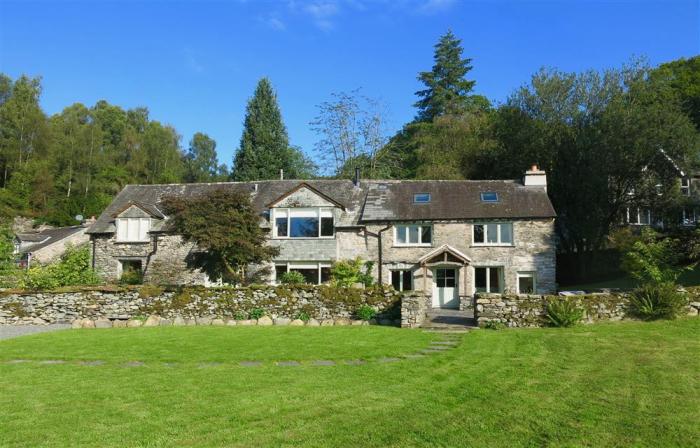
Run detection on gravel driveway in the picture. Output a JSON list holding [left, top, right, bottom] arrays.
[[0, 324, 71, 340]]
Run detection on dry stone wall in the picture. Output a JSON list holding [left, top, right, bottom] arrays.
[[0, 285, 402, 326], [475, 290, 700, 328]]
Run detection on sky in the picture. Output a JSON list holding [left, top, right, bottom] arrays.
[[1, 0, 698, 168]]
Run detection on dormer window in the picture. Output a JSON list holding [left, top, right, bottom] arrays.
[[413, 193, 431, 203], [681, 178, 690, 196], [116, 218, 151, 242], [273, 208, 334, 239], [480, 192, 498, 203]]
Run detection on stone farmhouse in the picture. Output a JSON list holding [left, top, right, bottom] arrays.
[[87, 166, 556, 310]]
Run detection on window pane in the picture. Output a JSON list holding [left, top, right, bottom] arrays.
[[421, 226, 432, 244], [489, 267, 501, 293], [276, 217, 288, 237], [402, 270, 413, 291], [396, 226, 406, 244], [486, 224, 498, 243], [481, 192, 498, 202], [117, 219, 128, 241], [445, 269, 456, 288], [290, 217, 319, 237], [391, 271, 401, 290], [473, 225, 484, 243], [475, 268, 487, 292], [127, 219, 139, 241], [408, 226, 419, 244], [320, 217, 334, 236], [436, 269, 446, 288], [290, 268, 318, 284], [320, 267, 332, 283], [139, 219, 150, 241], [640, 209, 650, 225], [518, 275, 534, 294], [500, 223, 512, 244], [275, 265, 287, 282]]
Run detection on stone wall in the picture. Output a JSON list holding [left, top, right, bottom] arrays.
[[400, 292, 429, 328], [0, 285, 402, 326], [475, 291, 700, 328]]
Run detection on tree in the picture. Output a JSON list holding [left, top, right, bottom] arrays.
[[490, 62, 699, 257], [414, 30, 477, 122], [161, 189, 279, 283], [311, 90, 394, 177], [232, 78, 305, 181], [650, 56, 700, 130], [185, 132, 219, 182]]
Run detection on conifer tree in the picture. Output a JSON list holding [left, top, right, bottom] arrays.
[[232, 78, 295, 181], [414, 30, 476, 121]]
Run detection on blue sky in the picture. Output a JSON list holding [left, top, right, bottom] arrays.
[[1, 0, 698, 168]]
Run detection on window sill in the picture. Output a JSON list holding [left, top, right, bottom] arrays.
[[393, 244, 433, 248], [114, 241, 151, 245], [272, 237, 336, 240], [471, 244, 514, 248]]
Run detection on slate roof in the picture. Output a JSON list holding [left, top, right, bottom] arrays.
[[16, 226, 86, 253], [87, 179, 555, 234]]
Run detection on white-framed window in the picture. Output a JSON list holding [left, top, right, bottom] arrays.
[[517, 271, 537, 294], [682, 208, 697, 226], [394, 224, 432, 246], [474, 266, 503, 293], [272, 208, 334, 239], [391, 270, 413, 291], [274, 262, 332, 285], [116, 218, 151, 242], [472, 223, 513, 246], [626, 207, 651, 225], [681, 178, 690, 197]]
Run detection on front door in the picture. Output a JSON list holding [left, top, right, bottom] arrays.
[[432, 268, 459, 308]]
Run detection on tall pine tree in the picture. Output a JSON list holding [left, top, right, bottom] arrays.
[[414, 30, 476, 122], [232, 78, 295, 181]]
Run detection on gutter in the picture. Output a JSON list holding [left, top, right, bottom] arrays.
[[364, 223, 392, 284]]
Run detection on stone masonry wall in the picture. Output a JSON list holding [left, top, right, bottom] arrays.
[[475, 291, 700, 328], [400, 292, 429, 328], [0, 285, 402, 326]]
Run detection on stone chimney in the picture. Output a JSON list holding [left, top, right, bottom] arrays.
[[353, 167, 361, 188], [524, 164, 547, 191]]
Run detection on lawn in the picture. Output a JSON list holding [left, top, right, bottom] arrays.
[[1, 320, 698, 447]]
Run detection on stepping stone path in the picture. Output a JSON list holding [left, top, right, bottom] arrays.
[[2, 331, 464, 369], [277, 361, 301, 367], [312, 360, 335, 366]]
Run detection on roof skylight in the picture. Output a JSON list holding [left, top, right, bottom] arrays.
[[413, 193, 431, 204], [480, 192, 499, 203]]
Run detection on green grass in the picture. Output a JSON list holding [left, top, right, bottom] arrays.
[[0, 326, 437, 363], [1, 320, 699, 447]]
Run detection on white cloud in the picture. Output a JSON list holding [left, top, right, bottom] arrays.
[[290, 0, 341, 31], [417, 0, 457, 14], [263, 15, 287, 31]]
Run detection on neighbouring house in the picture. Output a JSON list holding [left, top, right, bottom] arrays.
[[15, 224, 91, 268], [623, 149, 700, 229], [87, 166, 556, 309]]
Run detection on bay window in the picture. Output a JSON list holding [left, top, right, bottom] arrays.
[[116, 218, 150, 242], [273, 208, 334, 238], [473, 223, 513, 245], [395, 224, 432, 246]]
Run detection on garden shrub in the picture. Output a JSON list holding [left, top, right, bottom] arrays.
[[119, 266, 143, 285], [233, 311, 247, 320], [248, 308, 265, 320], [280, 271, 306, 285], [19, 245, 101, 290], [331, 258, 374, 287], [545, 298, 583, 327], [355, 304, 376, 321], [484, 320, 506, 330], [296, 311, 310, 322], [139, 284, 165, 299], [629, 283, 687, 320]]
